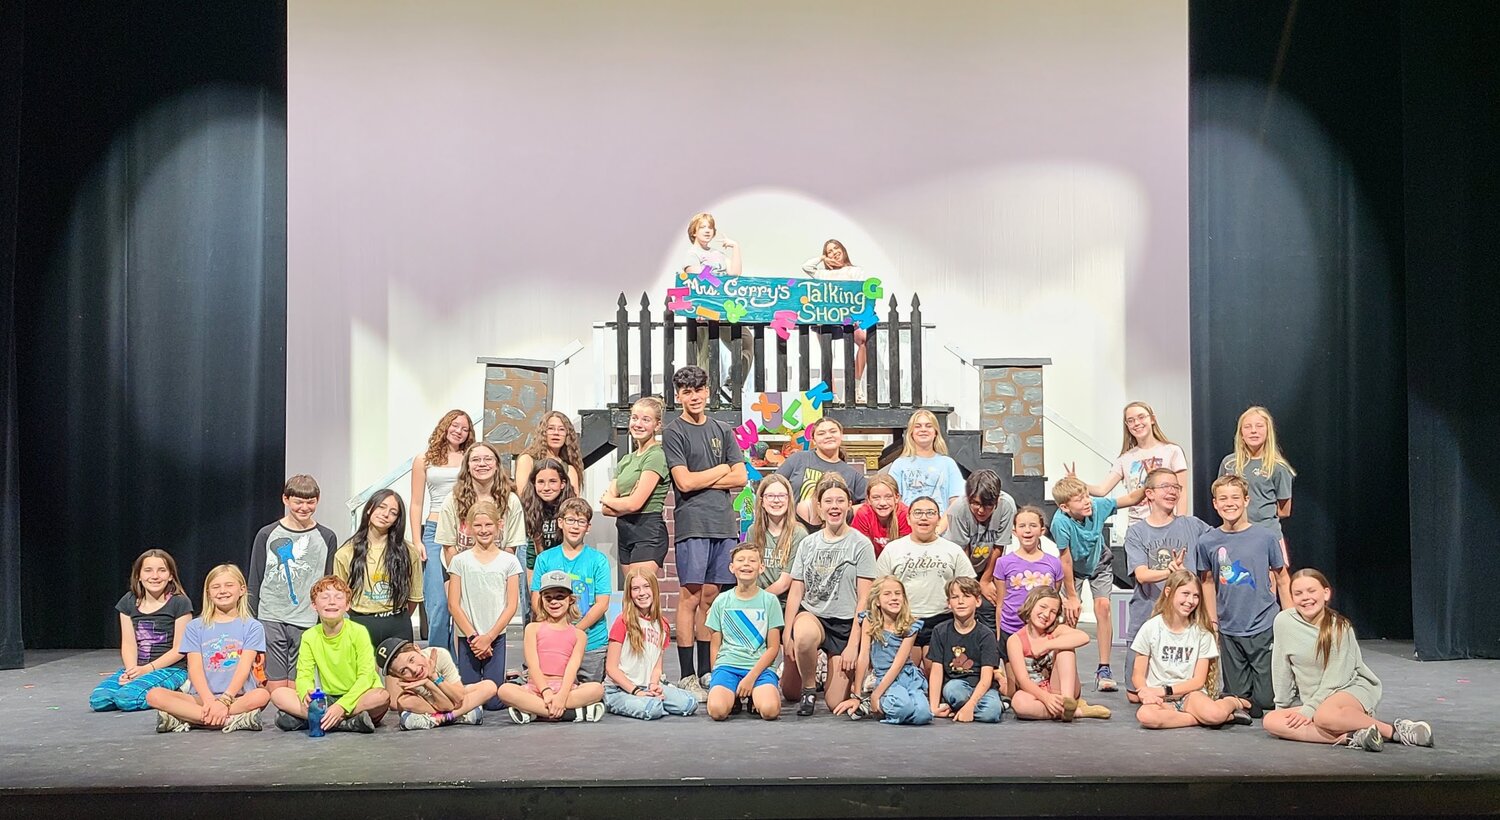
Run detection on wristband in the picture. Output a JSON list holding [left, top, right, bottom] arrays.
[[632, 684, 646, 695], [434, 675, 445, 685], [217, 694, 236, 706]]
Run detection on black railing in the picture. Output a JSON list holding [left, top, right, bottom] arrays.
[[608, 292, 927, 411]]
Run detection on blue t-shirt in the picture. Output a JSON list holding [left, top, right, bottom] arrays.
[[178, 616, 266, 696], [888, 454, 965, 507], [706, 587, 785, 670], [1194, 526, 1285, 637], [531, 545, 613, 651], [1051, 496, 1117, 576]]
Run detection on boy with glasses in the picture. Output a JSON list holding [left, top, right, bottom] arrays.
[[530, 498, 614, 683], [1122, 468, 1211, 695]]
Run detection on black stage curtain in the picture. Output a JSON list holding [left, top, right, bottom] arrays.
[[12, 2, 287, 649], [1189, 1, 1411, 638], [0, 0, 24, 668], [1400, 3, 1500, 660]]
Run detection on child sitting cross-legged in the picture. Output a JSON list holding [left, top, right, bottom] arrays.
[[833, 576, 932, 725], [705, 543, 783, 721], [268, 575, 389, 733], [604, 569, 699, 720], [376, 638, 494, 730], [1132, 570, 1254, 729], [497, 570, 606, 723]]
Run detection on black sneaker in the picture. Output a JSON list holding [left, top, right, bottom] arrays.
[[335, 712, 375, 734], [797, 691, 817, 716], [274, 712, 308, 732]]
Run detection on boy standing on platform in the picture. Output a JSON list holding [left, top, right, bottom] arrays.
[[664, 365, 748, 699], [1122, 468, 1211, 693], [1051, 474, 1145, 693], [943, 469, 1017, 631], [1196, 475, 1290, 717], [530, 498, 613, 684], [248, 475, 338, 691]]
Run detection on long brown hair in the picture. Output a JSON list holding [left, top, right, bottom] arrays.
[[745, 474, 798, 569], [130, 549, 186, 601], [454, 442, 516, 523], [524, 411, 585, 489], [1119, 401, 1174, 455], [522, 457, 577, 548], [621, 569, 669, 657], [1149, 570, 1217, 636], [864, 473, 905, 542], [424, 409, 476, 467], [1291, 568, 1351, 668]]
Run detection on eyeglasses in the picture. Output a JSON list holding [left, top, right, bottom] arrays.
[[1148, 484, 1182, 492], [560, 517, 590, 526], [910, 509, 940, 518], [469, 457, 497, 465], [761, 493, 790, 501]]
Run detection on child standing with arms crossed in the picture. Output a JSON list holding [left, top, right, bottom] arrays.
[[269, 576, 388, 733], [498, 570, 606, 723], [1219, 406, 1296, 603], [529, 498, 612, 683], [705, 544, 783, 721], [600, 396, 671, 576], [927, 578, 1004, 723], [605, 569, 699, 719], [248, 475, 338, 692], [90, 549, 192, 712], [663, 365, 748, 697], [834, 577, 932, 725], [1050, 475, 1145, 693], [148, 564, 268, 732], [1131, 571, 1252, 729], [1197, 475, 1290, 717], [447, 499, 522, 710]]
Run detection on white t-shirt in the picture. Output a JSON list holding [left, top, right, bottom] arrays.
[[1129, 614, 1219, 688], [875, 535, 975, 618], [1108, 442, 1188, 521], [608, 614, 669, 687], [447, 548, 522, 636]]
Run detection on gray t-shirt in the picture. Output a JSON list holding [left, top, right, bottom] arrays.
[[248, 521, 337, 627], [777, 450, 868, 526], [943, 492, 1017, 574], [790, 528, 877, 620], [663, 415, 745, 541], [1123, 515, 1211, 643], [1195, 525, 1285, 637], [1218, 455, 1294, 538]]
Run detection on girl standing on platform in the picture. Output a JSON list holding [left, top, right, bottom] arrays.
[[802, 239, 870, 395], [1130, 570, 1252, 729], [410, 409, 475, 653], [515, 411, 585, 494], [1006, 586, 1111, 721], [1076, 402, 1189, 525], [834, 576, 932, 725], [522, 457, 578, 610], [1219, 406, 1296, 601], [447, 499, 522, 710], [604, 569, 698, 719], [335, 490, 423, 651], [887, 410, 965, 532], [1262, 569, 1433, 751], [496, 570, 606, 723], [777, 417, 868, 529], [746, 474, 807, 602], [148, 564, 269, 732], [436, 442, 527, 592], [90, 549, 192, 712], [600, 397, 670, 576], [849, 473, 910, 558]]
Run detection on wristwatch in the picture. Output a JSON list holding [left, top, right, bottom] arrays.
[[1164, 684, 1175, 697]]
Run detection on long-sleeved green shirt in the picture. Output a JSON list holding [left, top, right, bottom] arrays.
[[1271, 608, 1382, 718], [295, 618, 381, 713]]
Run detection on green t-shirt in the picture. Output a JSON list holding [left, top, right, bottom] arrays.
[[615, 445, 669, 515], [706, 587, 784, 670]]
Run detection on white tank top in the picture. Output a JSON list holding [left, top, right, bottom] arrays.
[[423, 464, 461, 517]]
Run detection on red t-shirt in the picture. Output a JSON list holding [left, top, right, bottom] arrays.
[[849, 504, 911, 557]]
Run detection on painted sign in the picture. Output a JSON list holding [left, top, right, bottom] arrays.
[[730, 381, 836, 536], [667, 270, 883, 339]]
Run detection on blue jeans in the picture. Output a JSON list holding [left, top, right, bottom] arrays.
[[421, 520, 450, 652], [516, 541, 532, 623], [89, 666, 189, 712], [877, 668, 933, 725], [604, 683, 699, 720], [941, 678, 1004, 723]]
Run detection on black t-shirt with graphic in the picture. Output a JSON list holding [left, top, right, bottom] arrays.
[[927, 617, 1000, 683], [115, 592, 191, 667]]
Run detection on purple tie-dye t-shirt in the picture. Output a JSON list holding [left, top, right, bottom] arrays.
[[115, 592, 192, 667]]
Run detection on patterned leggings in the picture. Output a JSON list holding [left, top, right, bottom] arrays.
[[89, 666, 189, 712]]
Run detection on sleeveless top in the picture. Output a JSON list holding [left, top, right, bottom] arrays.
[[534, 623, 580, 683], [423, 464, 461, 517], [1019, 629, 1056, 685]]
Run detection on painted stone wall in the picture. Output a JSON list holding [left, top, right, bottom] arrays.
[[483, 365, 551, 458], [979, 366, 1044, 476]]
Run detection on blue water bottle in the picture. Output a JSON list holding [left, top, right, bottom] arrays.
[[307, 688, 327, 737]]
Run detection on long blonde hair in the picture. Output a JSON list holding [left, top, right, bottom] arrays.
[[199, 564, 252, 626], [1230, 406, 1297, 479], [621, 569, 669, 657], [1149, 570, 1217, 636], [1119, 401, 1174, 454], [863, 474, 906, 542], [1292, 568, 1352, 669], [899, 409, 949, 457], [745, 474, 798, 569], [864, 576, 916, 645], [424, 409, 476, 467]]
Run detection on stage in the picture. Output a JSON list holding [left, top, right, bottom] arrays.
[[3, 632, 1495, 818]]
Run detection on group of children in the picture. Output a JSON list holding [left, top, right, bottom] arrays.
[[88, 374, 1433, 751]]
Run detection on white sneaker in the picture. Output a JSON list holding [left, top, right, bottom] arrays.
[[400, 711, 441, 731], [1393, 718, 1433, 747], [455, 708, 483, 726], [679, 674, 708, 703], [221, 708, 263, 733], [155, 710, 189, 733], [508, 707, 533, 725], [575, 702, 605, 723]]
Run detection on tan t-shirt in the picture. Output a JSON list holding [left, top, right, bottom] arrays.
[[333, 536, 425, 615]]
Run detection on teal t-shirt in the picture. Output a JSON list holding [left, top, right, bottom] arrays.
[[530, 546, 613, 651], [1050, 496, 1117, 576], [615, 445, 669, 515], [706, 587, 784, 670]]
